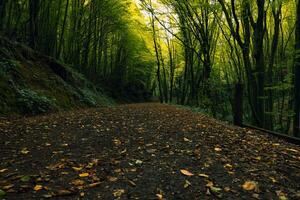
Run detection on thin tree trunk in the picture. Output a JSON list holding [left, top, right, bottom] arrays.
[[294, 0, 300, 137]]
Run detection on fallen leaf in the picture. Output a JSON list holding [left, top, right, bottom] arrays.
[[88, 182, 101, 188], [55, 189, 74, 196], [184, 180, 191, 188], [224, 164, 233, 169], [242, 181, 257, 191], [269, 177, 277, 183], [113, 189, 125, 197], [156, 193, 163, 200], [79, 173, 89, 177], [183, 137, 191, 142], [71, 179, 85, 186], [206, 181, 214, 187], [72, 167, 83, 171], [224, 187, 230, 192], [198, 173, 209, 178], [0, 169, 8, 173], [21, 148, 30, 155], [180, 169, 194, 176], [128, 180, 136, 186], [286, 148, 298, 153], [113, 139, 122, 146], [34, 185, 43, 191], [2, 184, 14, 190], [214, 147, 222, 152], [108, 176, 118, 182], [42, 194, 53, 198], [135, 160, 143, 165]]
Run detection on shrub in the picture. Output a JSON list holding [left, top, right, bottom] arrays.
[[16, 89, 57, 115]]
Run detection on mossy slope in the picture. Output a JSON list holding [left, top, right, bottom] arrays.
[[0, 36, 114, 116]]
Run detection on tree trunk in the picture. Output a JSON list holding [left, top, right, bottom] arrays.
[[294, 0, 300, 137], [233, 82, 244, 126], [29, 0, 40, 48], [252, 0, 266, 127], [0, 0, 7, 31]]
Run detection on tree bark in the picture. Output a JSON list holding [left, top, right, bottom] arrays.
[[29, 0, 40, 48], [294, 0, 300, 137]]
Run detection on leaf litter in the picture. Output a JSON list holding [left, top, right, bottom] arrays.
[[0, 103, 299, 199]]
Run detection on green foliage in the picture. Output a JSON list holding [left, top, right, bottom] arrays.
[[16, 89, 57, 115]]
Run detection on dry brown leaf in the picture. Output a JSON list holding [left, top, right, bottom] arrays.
[[88, 182, 101, 188], [242, 181, 257, 191], [108, 176, 118, 182], [206, 181, 214, 187], [180, 169, 194, 176], [71, 179, 85, 186], [2, 184, 14, 190]]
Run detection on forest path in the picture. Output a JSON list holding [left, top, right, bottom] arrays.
[[0, 103, 300, 199]]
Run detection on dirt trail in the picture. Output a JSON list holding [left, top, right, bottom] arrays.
[[0, 103, 300, 199]]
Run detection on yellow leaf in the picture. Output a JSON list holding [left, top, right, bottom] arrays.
[[79, 173, 89, 177], [254, 156, 261, 161], [214, 147, 222, 152], [72, 167, 83, 171], [198, 173, 209, 178], [156, 193, 163, 200], [224, 164, 233, 169], [34, 185, 43, 191], [242, 181, 257, 191], [184, 180, 191, 188], [21, 148, 30, 155], [113, 139, 122, 146], [180, 169, 194, 176], [113, 189, 125, 197]]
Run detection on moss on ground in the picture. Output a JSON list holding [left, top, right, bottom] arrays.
[[0, 36, 114, 116]]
